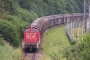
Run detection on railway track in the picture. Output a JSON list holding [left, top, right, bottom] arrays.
[[31, 53, 36, 60], [22, 53, 36, 60], [18, 48, 42, 60], [22, 49, 36, 60]]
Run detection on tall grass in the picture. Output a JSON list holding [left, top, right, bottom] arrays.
[[0, 40, 22, 60], [41, 25, 70, 60]]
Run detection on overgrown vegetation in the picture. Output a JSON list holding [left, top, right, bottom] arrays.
[[41, 26, 70, 60], [63, 34, 90, 60], [0, 37, 22, 60], [41, 25, 90, 60]]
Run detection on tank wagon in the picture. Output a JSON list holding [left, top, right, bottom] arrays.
[[22, 13, 89, 51]]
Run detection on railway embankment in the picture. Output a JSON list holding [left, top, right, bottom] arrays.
[[41, 25, 70, 60], [0, 39, 22, 60]]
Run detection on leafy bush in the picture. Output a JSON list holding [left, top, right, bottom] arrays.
[[63, 34, 90, 60], [15, 8, 38, 23], [0, 19, 20, 47], [0, 42, 22, 60], [1, 0, 17, 14], [17, 0, 84, 16], [0, 37, 5, 46], [8, 15, 29, 38]]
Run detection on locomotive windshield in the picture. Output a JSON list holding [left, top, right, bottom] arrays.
[[25, 28, 30, 32], [25, 27, 38, 33], [33, 28, 38, 32]]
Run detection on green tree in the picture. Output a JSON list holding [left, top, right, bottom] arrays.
[[1, 0, 17, 14], [15, 7, 38, 22], [0, 0, 8, 19], [0, 19, 20, 47]]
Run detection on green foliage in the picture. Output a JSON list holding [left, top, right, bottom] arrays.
[[18, 0, 84, 16], [15, 8, 38, 22], [42, 26, 70, 60], [0, 34, 5, 46], [0, 0, 8, 19], [0, 19, 20, 47], [18, 0, 31, 10], [65, 0, 81, 13], [63, 34, 90, 60], [74, 0, 84, 13], [0, 0, 85, 17], [0, 42, 22, 60], [7, 15, 29, 45], [1, 0, 17, 14]]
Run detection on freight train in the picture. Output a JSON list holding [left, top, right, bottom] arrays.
[[22, 13, 88, 51]]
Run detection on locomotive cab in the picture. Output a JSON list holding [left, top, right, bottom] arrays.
[[22, 26, 40, 50]]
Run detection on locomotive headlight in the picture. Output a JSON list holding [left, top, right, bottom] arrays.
[[22, 41, 24, 44]]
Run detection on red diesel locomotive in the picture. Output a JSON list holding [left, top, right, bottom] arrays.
[[22, 26, 40, 50]]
